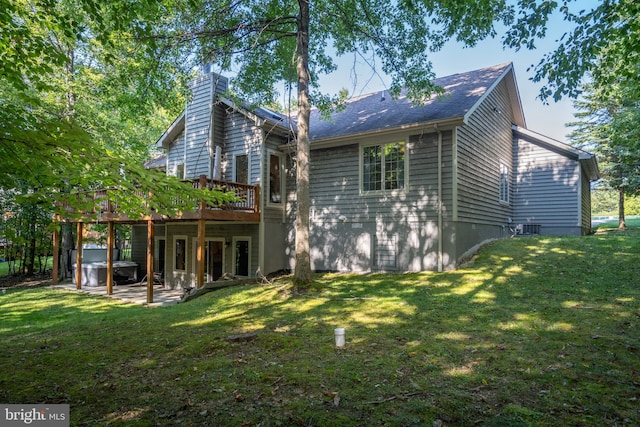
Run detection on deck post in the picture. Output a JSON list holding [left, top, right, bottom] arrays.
[[52, 217, 59, 285], [197, 175, 206, 289], [106, 221, 114, 295], [255, 184, 260, 215], [147, 219, 154, 304], [197, 218, 205, 289], [75, 222, 83, 289]]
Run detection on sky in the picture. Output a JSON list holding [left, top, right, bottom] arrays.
[[315, 3, 598, 144]]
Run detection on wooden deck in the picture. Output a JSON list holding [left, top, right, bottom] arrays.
[[59, 176, 260, 223], [53, 175, 260, 302]]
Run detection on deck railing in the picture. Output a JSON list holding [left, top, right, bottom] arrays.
[[61, 176, 260, 220], [191, 177, 259, 213]]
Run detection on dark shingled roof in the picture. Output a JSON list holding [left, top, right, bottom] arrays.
[[309, 62, 513, 141]]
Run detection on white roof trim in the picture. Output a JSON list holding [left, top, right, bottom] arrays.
[[463, 63, 526, 128], [155, 112, 185, 149], [513, 125, 600, 180]]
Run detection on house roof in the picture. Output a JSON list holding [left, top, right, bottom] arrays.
[[143, 153, 167, 170], [218, 98, 294, 138], [156, 112, 185, 149], [308, 62, 525, 143], [513, 125, 600, 181]]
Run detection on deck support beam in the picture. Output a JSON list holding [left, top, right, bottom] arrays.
[[75, 222, 83, 289], [106, 221, 114, 295], [197, 218, 205, 289], [197, 175, 206, 289]]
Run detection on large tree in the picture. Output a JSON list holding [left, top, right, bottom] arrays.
[[4, 0, 636, 282], [504, 0, 640, 103], [568, 80, 640, 229]]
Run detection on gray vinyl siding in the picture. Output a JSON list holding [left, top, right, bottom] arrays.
[[160, 223, 260, 289], [580, 170, 592, 234], [222, 111, 262, 184], [307, 143, 368, 272], [303, 131, 453, 272], [166, 129, 186, 177], [183, 74, 228, 179], [262, 134, 288, 224], [261, 134, 290, 275], [456, 79, 514, 226], [130, 224, 167, 279], [131, 225, 148, 278], [513, 137, 582, 235]]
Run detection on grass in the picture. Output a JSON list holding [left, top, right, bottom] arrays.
[[595, 217, 640, 229], [1, 226, 639, 426]]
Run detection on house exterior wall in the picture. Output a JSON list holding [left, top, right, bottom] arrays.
[[143, 66, 596, 283], [222, 110, 262, 183], [167, 129, 186, 177], [165, 73, 228, 179], [453, 78, 515, 262], [137, 72, 296, 287], [513, 136, 584, 235], [297, 130, 454, 273], [580, 169, 592, 234], [133, 223, 260, 289], [261, 134, 290, 275]]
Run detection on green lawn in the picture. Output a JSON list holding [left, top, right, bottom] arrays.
[[1, 227, 638, 426]]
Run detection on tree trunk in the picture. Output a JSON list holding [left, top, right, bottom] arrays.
[[60, 45, 77, 279], [61, 223, 74, 278], [293, 0, 312, 285], [618, 185, 626, 230]]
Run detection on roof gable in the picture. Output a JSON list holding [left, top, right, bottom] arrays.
[[513, 125, 600, 181], [309, 62, 525, 142], [156, 112, 185, 149]]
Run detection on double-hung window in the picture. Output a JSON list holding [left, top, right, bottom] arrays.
[[362, 141, 406, 192]]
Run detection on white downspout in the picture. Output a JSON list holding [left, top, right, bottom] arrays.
[[183, 99, 188, 178], [208, 73, 215, 179], [258, 129, 266, 276], [437, 127, 443, 272]]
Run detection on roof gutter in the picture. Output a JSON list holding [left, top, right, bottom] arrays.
[[278, 116, 465, 152]]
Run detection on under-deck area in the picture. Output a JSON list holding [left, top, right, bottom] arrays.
[[53, 176, 261, 303]]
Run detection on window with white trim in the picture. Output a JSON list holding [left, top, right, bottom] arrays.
[[235, 154, 248, 184], [499, 162, 510, 204], [268, 153, 283, 204], [174, 163, 185, 179], [362, 141, 406, 192]]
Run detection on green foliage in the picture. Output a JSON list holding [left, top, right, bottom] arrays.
[[0, 0, 227, 218], [0, 188, 53, 275], [1, 228, 639, 425], [568, 81, 640, 214], [592, 189, 640, 216], [504, 0, 640, 103]]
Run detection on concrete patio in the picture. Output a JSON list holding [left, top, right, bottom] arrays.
[[51, 281, 184, 307]]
